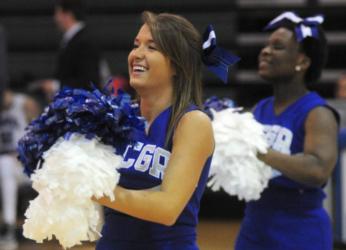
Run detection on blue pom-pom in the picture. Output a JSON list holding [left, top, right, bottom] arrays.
[[203, 96, 235, 119], [17, 87, 145, 176]]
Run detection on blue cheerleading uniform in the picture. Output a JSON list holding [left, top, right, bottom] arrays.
[[96, 105, 212, 250], [235, 92, 335, 250]]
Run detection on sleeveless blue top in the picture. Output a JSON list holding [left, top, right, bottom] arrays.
[[253, 91, 329, 190], [98, 105, 212, 248], [235, 92, 334, 250], [235, 92, 332, 250]]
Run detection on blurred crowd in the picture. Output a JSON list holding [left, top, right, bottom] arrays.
[[0, 0, 134, 249]]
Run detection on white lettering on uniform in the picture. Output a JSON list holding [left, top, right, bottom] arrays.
[[263, 125, 293, 154], [120, 142, 144, 169], [263, 125, 293, 178], [120, 142, 171, 180], [149, 147, 171, 179], [134, 144, 156, 172], [272, 127, 292, 154]]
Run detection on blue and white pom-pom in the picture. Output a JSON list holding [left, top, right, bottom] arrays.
[[17, 87, 144, 249], [204, 97, 272, 202]]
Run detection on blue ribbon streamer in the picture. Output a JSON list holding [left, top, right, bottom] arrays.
[[202, 24, 240, 83]]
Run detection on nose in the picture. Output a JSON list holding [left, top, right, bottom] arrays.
[[132, 45, 145, 60], [260, 45, 271, 57]]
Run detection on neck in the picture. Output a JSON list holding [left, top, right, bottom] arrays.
[[139, 88, 172, 125], [3, 90, 13, 109], [272, 76, 308, 103], [63, 20, 78, 33], [269, 76, 308, 114]]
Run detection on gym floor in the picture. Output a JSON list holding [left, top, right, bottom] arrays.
[[16, 220, 240, 250]]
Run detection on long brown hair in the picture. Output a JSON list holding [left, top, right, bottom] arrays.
[[142, 11, 203, 146]]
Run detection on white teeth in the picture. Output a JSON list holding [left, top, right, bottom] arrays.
[[133, 65, 146, 72]]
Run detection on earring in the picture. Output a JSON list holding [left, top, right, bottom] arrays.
[[295, 65, 301, 72]]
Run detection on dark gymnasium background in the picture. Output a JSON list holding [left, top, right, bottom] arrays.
[[0, 0, 345, 249]]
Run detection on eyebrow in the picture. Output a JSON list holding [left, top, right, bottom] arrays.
[[270, 37, 285, 43], [134, 38, 155, 44]]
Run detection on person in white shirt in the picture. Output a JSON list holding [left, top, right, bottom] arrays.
[[0, 89, 39, 250]]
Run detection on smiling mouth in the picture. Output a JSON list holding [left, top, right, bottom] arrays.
[[131, 62, 150, 74], [133, 65, 147, 72], [259, 59, 272, 67]]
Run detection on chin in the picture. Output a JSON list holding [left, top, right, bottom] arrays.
[[129, 77, 140, 86], [129, 79, 145, 93], [258, 70, 266, 78], [258, 73, 272, 82], [258, 69, 272, 81]]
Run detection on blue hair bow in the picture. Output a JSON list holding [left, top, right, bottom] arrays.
[[202, 24, 240, 83], [264, 11, 324, 42]]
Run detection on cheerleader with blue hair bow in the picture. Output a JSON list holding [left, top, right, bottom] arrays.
[[18, 10, 240, 249], [234, 12, 339, 250], [93, 11, 239, 250]]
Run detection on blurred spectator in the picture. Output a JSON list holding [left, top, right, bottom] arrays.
[[0, 88, 40, 249], [0, 25, 8, 110], [329, 73, 346, 128], [40, 0, 101, 102], [332, 74, 346, 247], [336, 73, 346, 99]]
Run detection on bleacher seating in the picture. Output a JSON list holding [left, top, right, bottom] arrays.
[[0, 0, 345, 107], [0, 0, 237, 95]]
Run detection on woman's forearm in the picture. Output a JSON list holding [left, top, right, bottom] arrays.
[[259, 149, 333, 187], [95, 186, 182, 226]]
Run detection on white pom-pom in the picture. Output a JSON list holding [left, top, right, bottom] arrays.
[[208, 108, 272, 201], [23, 133, 121, 249]]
